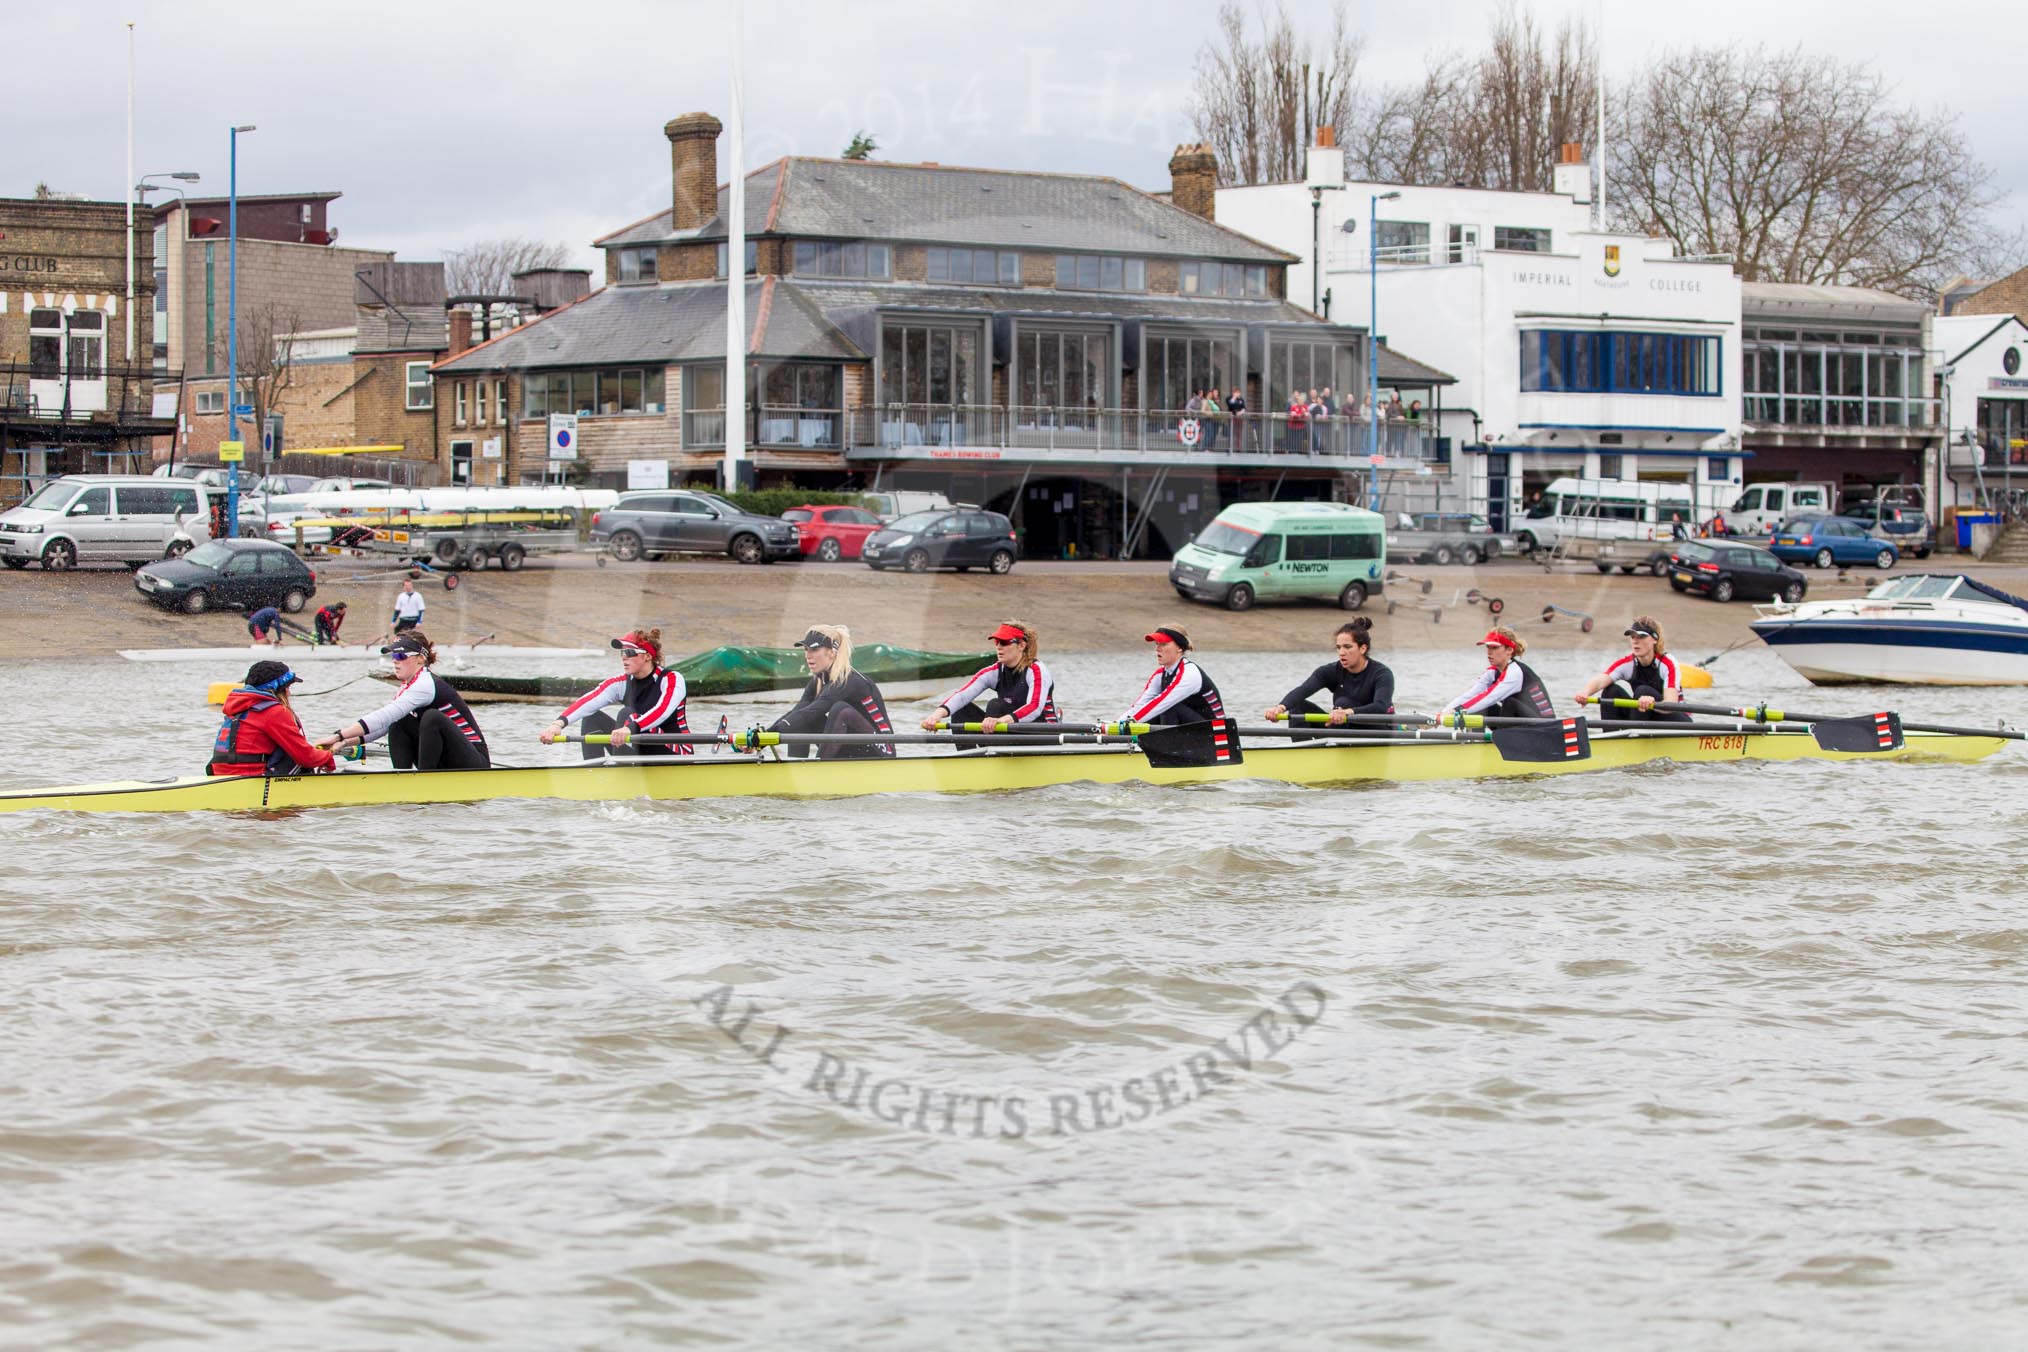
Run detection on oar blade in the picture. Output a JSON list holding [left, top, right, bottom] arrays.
[[1811, 712, 1904, 754], [1139, 718, 1243, 769], [1490, 717, 1591, 763]]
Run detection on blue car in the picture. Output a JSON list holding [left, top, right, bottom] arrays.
[[1769, 516, 1898, 570]]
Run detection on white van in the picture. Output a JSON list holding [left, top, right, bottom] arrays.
[[1515, 477, 1697, 553], [863, 490, 953, 522], [1725, 482, 1834, 537], [0, 475, 212, 571]]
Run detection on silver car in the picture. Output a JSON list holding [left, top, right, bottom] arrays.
[[590, 490, 799, 564]]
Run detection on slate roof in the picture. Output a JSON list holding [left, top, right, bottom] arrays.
[[432, 280, 865, 374], [596, 157, 1294, 263], [432, 279, 1444, 379]]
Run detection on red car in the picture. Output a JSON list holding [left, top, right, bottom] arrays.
[[784, 504, 884, 561]]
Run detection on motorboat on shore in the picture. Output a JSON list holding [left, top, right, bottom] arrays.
[[1750, 573, 2028, 685]]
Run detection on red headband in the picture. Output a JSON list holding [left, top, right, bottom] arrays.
[[1475, 630, 1516, 651], [616, 631, 660, 660]]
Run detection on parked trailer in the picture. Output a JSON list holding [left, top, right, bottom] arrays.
[[309, 507, 591, 572]]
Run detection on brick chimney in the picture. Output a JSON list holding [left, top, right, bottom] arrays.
[[447, 308, 473, 356], [1168, 143, 1218, 221], [665, 112, 724, 232], [1551, 141, 1592, 204]]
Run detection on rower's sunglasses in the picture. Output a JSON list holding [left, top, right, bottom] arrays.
[[619, 645, 649, 658], [991, 637, 1023, 646]]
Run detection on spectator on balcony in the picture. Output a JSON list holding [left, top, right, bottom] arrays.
[[1308, 389, 1330, 454], [1319, 387, 1338, 453], [1226, 388, 1248, 450], [1285, 392, 1309, 453], [1199, 389, 1224, 452], [1407, 399, 1424, 424]]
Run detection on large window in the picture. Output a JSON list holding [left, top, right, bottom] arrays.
[[684, 364, 726, 447], [1054, 255, 1146, 292], [1270, 337, 1355, 411], [617, 247, 658, 283], [1494, 226, 1550, 253], [1373, 221, 1430, 264], [405, 361, 434, 410], [1179, 261, 1268, 297], [29, 308, 107, 382], [928, 248, 1020, 286], [792, 240, 891, 279], [1743, 329, 1926, 427], [882, 322, 983, 408], [523, 368, 666, 418], [757, 364, 842, 446], [1015, 328, 1111, 427], [1519, 331, 1721, 396], [1146, 334, 1237, 412], [714, 240, 759, 278]]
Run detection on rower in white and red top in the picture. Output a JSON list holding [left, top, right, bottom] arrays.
[[1441, 626, 1556, 720], [1574, 616, 1689, 723], [1120, 624, 1226, 727], [769, 624, 895, 759], [922, 620, 1058, 735], [540, 628, 691, 758], [319, 630, 491, 770]]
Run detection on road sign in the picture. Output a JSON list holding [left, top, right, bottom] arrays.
[[218, 440, 245, 463], [232, 403, 254, 418], [548, 412, 578, 461]]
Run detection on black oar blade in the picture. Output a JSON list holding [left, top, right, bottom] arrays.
[[1139, 718, 1244, 769], [1811, 712, 1904, 754], [1490, 717, 1591, 763]]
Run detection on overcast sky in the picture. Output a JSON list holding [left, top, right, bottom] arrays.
[[11, 0, 2024, 277]]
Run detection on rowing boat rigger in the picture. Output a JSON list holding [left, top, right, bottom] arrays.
[[0, 716, 2006, 815]]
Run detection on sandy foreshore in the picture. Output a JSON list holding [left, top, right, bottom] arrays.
[[11, 553, 2021, 664]]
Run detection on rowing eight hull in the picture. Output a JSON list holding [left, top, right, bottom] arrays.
[[0, 732, 2002, 815]]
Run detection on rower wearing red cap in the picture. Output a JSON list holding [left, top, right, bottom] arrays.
[[1120, 624, 1226, 727], [540, 628, 690, 757], [1441, 626, 1555, 720], [922, 619, 1058, 733], [770, 624, 895, 759]]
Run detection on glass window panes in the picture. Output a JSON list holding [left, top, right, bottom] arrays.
[[1494, 226, 1550, 253], [1374, 221, 1430, 263], [1055, 255, 1147, 292], [792, 240, 890, 279], [1517, 331, 1721, 396]]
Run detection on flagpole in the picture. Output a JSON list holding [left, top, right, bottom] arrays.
[[723, 0, 746, 494], [1594, 0, 1605, 230], [124, 21, 136, 367]]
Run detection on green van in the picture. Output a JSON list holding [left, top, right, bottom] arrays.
[[1169, 501, 1387, 612]]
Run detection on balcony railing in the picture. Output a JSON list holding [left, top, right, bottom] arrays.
[[875, 403, 1437, 459], [1743, 395, 1940, 429], [682, 405, 854, 451], [1, 363, 177, 427]]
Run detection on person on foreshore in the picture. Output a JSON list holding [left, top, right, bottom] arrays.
[[1574, 618, 1689, 723], [391, 578, 426, 635], [247, 605, 284, 647], [541, 629, 690, 759], [314, 600, 347, 646], [320, 631, 489, 771], [1441, 627, 1555, 721], [1264, 617, 1395, 725], [925, 620, 1057, 734], [772, 624, 895, 759], [1120, 625, 1225, 727], [207, 661, 336, 777]]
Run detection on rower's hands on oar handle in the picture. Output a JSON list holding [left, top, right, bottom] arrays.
[[539, 718, 567, 745], [919, 710, 944, 731], [1265, 704, 1356, 726]]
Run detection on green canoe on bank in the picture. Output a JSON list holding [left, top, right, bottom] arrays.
[[372, 645, 991, 703]]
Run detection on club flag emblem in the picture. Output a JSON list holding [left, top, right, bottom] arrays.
[[1603, 245, 1621, 277]]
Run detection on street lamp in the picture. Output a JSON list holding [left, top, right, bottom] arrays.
[[135, 173, 199, 374], [1366, 190, 1401, 512], [1307, 183, 1345, 314], [226, 126, 255, 539]]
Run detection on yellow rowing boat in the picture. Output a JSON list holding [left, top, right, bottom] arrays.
[[0, 731, 2002, 815]]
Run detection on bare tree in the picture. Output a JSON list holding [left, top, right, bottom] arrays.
[[443, 237, 572, 298], [1351, 3, 1596, 190], [1611, 45, 1998, 300], [1189, 1, 1364, 185], [231, 304, 301, 466]]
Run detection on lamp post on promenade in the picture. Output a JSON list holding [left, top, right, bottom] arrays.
[[1366, 190, 1401, 512], [226, 125, 255, 538]]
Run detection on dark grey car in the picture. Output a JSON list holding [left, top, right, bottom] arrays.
[[590, 490, 799, 564]]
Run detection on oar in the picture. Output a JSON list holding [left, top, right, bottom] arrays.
[[1594, 696, 2023, 743], [1589, 697, 1904, 752], [1264, 712, 1584, 762]]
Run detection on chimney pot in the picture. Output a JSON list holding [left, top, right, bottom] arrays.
[[1168, 142, 1219, 222], [665, 112, 724, 233], [1316, 126, 1336, 149], [1559, 142, 1584, 165]]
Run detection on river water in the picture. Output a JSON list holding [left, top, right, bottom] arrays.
[[2, 648, 2024, 1349]]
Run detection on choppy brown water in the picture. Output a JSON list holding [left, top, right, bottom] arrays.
[[3, 650, 2025, 1348]]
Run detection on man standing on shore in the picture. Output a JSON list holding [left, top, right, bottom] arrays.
[[391, 578, 426, 635]]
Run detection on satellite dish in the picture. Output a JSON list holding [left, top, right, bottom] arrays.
[[1340, 219, 1360, 234]]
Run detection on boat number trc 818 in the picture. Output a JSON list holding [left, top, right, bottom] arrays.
[[1697, 735, 1747, 752]]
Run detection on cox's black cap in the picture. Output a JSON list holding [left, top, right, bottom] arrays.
[[381, 635, 428, 657], [1144, 625, 1191, 650], [1624, 624, 1660, 640], [799, 629, 839, 650]]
